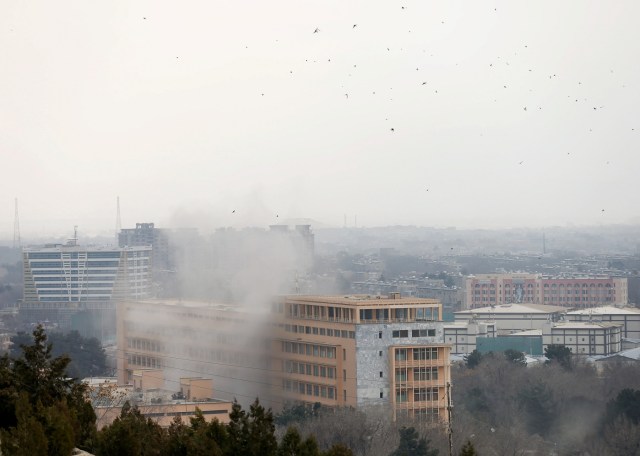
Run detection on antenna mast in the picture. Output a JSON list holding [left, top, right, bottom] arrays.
[[116, 196, 122, 241], [13, 198, 20, 249]]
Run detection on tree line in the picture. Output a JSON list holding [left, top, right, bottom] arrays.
[[1, 326, 478, 456]]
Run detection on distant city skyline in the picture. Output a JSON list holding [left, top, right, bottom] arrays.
[[2, 1, 639, 237]]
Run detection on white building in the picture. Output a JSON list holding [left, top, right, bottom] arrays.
[[21, 243, 152, 338], [566, 306, 640, 340], [543, 321, 622, 356], [454, 303, 566, 334]]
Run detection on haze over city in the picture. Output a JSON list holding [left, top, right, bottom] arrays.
[[2, 1, 640, 238]]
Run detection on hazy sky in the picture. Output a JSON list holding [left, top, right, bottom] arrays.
[[2, 1, 639, 238]]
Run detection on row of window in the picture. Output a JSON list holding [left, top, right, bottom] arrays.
[[391, 329, 437, 338], [394, 348, 440, 363], [284, 324, 355, 339], [395, 367, 439, 381], [128, 354, 161, 369], [29, 261, 122, 268], [283, 380, 336, 400], [282, 342, 337, 359], [396, 387, 439, 402], [32, 269, 120, 275], [283, 360, 336, 379]]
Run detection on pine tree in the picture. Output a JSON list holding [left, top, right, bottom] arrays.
[[459, 440, 478, 456], [389, 426, 438, 456]]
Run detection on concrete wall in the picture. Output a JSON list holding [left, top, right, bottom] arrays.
[[354, 322, 444, 407]]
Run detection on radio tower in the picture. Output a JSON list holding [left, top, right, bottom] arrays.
[[13, 198, 20, 249], [115, 196, 122, 242]]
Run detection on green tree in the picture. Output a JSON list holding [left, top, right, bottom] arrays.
[[187, 409, 225, 456], [517, 382, 556, 437], [458, 440, 477, 456], [544, 344, 573, 370], [0, 394, 49, 456], [322, 444, 354, 456], [95, 401, 166, 456], [604, 388, 640, 426], [464, 350, 483, 369], [389, 426, 438, 456], [503, 349, 526, 366], [0, 325, 97, 452], [228, 398, 277, 456], [278, 426, 320, 456], [11, 330, 107, 379]]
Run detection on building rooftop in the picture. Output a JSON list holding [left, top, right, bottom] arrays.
[[597, 346, 640, 362], [457, 303, 567, 315], [508, 329, 543, 337], [23, 244, 151, 252], [131, 299, 249, 313], [285, 294, 440, 307], [552, 322, 623, 330], [567, 306, 640, 316]]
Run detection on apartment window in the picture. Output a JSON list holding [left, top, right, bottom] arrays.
[[413, 348, 438, 361], [319, 328, 326, 336], [328, 388, 335, 399], [313, 327, 319, 335], [379, 331, 382, 339], [395, 368, 408, 382], [343, 349, 346, 360], [414, 387, 438, 402], [379, 351, 383, 357], [411, 329, 436, 337], [327, 329, 334, 337], [320, 366, 327, 377], [396, 389, 408, 403], [395, 349, 407, 361], [392, 330, 409, 338], [343, 369, 347, 381], [414, 367, 438, 381], [344, 390, 347, 402], [379, 371, 383, 378], [380, 390, 384, 399]]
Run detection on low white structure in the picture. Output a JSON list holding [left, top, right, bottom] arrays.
[[455, 303, 566, 334], [543, 321, 622, 356], [566, 306, 640, 340], [443, 321, 496, 354]]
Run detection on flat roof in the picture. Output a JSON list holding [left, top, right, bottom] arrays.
[[284, 295, 440, 307], [23, 245, 151, 252], [597, 346, 640, 361], [128, 299, 242, 311], [457, 303, 566, 315], [508, 329, 543, 337], [552, 322, 623, 330], [567, 306, 640, 316]]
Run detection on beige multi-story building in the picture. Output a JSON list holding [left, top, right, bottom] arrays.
[[116, 299, 276, 408], [466, 274, 628, 309], [90, 371, 233, 429], [117, 295, 452, 424], [271, 294, 451, 422]]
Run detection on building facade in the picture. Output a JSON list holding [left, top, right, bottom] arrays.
[[21, 243, 152, 337], [116, 299, 275, 409], [271, 294, 451, 423], [566, 306, 640, 340], [466, 274, 628, 309]]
